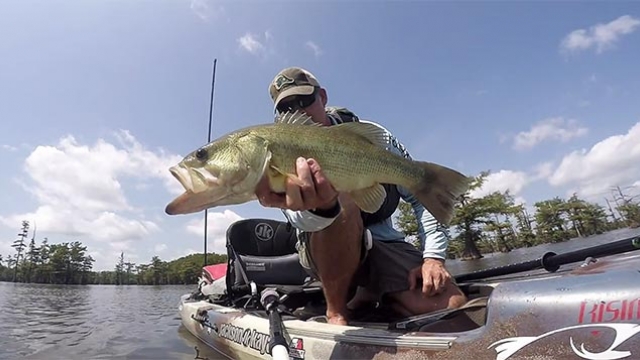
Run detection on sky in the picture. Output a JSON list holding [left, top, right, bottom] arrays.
[[1, 1, 639, 271]]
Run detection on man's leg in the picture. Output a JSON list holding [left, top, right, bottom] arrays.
[[389, 283, 467, 317], [362, 241, 467, 317], [305, 193, 363, 325]]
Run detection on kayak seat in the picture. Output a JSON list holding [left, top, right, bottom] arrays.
[[225, 218, 312, 291]]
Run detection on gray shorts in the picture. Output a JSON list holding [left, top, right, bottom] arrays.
[[296, 231, 424, 298]]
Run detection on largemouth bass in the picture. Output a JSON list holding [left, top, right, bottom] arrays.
[[165, 111, 470, 225]]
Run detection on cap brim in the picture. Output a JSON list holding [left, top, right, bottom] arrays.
[[273, 85, 316, 110]]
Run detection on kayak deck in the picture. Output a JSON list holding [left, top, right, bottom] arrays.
[[179, 249, 640, 360]]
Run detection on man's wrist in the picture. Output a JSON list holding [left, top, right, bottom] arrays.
[[309, 199, 341, 218], [423, 257, 445, 265]]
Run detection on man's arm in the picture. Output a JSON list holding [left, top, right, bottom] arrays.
[[373, 125, 453, 295], [361, 120, 450, 259], [401, 189, 450, 260], [281, 204, 340, 233]]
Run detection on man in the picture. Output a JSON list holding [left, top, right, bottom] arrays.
[[254, 67, 467, 325]]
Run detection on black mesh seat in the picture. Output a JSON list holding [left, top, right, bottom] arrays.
[[225, 218, 312, 291]]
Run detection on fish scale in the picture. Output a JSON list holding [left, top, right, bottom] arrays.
[[257, 124, 417, 190]]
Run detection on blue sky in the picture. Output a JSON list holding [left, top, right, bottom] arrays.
[[1, 1, 639, 270]]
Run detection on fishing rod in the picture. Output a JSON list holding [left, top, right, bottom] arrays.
[[261, 288, 291, 360], [454, 234, 640, 282], [203, 59, 217, 268]]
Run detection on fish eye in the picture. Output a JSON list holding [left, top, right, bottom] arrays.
[[195, 148, 208, 160]]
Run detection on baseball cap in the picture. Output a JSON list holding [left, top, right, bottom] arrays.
[[269, 67, 320, 110]]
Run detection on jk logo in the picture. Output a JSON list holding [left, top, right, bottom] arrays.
[[254, 223, 274, 241]]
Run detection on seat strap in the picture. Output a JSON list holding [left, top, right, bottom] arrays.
[[228, 244, 251, 286]]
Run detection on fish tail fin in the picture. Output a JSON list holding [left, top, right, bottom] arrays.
[[409, 162, 471, 226]]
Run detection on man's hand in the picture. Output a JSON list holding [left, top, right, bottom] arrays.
[[408, 258, 452, 297], [255, 157, 339, 211]]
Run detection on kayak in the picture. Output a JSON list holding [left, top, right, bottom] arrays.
[[178, 218, 640, 360]]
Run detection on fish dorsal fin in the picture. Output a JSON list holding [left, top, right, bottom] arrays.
[[274, 110, 320, 126], [334, 122, 389, 149]]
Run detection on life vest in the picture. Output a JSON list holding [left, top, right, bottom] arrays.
[[326, 107, 401, 226]]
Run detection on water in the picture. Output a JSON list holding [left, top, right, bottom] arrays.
[[0, 284, 222, 360], [1, 228, 638, 360], [445, 227, 640, 277]]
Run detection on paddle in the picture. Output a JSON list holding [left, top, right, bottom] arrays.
[[454, 234, 640, 283], [260, 288, 291, 360]]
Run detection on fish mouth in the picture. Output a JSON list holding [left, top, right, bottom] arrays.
[[164, 187, 257, 215], [165, 163, 254, 215], [169, 165, 194, 192], [165, 165, 247, 215], [169, 165, 219, 194]]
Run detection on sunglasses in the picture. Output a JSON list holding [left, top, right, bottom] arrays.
[[276, 88, 318, 113]]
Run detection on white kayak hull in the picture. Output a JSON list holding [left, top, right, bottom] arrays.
[[179, 248, 640, 360], [178, 294, 457, 360]]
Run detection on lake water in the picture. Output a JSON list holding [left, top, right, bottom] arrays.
[[1, 227, 638, 359]]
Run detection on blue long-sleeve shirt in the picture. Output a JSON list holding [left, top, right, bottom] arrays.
[[281, 113, 450, 261]]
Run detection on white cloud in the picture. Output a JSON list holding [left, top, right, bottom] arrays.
[[2, 144, 17, 152], [513, 117, 588, 151], [190, 0, 226, 22], [154, 243, 167, 253], [0, 240, 14, 261], [533, 161, 554, 181], [547, 121, 640, 199], [0, 131, 183, 253], [186, 209, 244, 254], [560, 15, 640, 54], [238, 33, 266, 55], [305, 41, 322, 57], [470, 170, 529, 202]]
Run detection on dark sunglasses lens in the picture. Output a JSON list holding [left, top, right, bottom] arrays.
[[277, 93, 316, 113], [299, 94, 315, 108], [276, 103, 289, 113]]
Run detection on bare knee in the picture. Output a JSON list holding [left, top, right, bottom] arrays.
[[391, 283, 467, 315], [447, 286, 467, 309], [434, 283, 467, 311]]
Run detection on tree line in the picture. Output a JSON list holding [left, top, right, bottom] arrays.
[[0, 219, 227, 285], [395, 171, 640, 260], [4, 170, 639, 284]]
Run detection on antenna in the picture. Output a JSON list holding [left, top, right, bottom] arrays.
[[203, 59, 217, 267]]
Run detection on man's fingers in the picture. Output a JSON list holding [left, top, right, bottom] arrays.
[[422, 280, 433, 297], [307, 158, 336, 203], [296, 157, 316, 203], [285, 176, 304, 210], [259, 193, 285, 208], [255, 176, 286, 208], [432, 276, 442, 295]]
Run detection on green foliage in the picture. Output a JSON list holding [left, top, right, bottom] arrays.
[[395, 200, 420, 248], [617, 201, 640, 228], [1, 220, 227, 285], [394, 170, 637, 261]]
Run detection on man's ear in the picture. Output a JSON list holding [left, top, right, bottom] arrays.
[[319, 88, 328, 106]]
